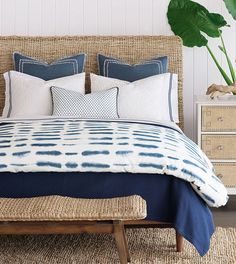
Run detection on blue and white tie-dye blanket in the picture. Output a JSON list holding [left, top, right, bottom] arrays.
[[0, 118, 228, 207]]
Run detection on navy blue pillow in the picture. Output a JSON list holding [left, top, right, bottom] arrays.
[[98, 54, 168, 82], [13, 52, 86, 81]]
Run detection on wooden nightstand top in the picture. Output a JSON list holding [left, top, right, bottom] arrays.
[[195, 95, 236, 105]]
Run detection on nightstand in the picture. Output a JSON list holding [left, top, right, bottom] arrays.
[[196, 95, 236, 195]]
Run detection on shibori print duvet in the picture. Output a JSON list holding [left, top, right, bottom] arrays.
[[0, 117, 228, 207]]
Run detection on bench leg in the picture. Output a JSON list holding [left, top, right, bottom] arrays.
[[122, 226, 131, 262], [176, 231, 184, 252], [114, 221, 129, 264]]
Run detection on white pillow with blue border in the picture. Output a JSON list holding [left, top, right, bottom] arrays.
[[2, 71, 85, 118], [90, 73, 179, 123]]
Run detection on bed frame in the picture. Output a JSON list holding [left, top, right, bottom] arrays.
[[0, 36, 184, 251]]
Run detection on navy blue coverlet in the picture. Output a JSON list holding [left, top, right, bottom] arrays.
[[0, 171, 214, 256]]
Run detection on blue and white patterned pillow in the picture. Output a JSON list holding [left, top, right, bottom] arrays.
[[98, 54, 168, 82], [51, 86, 119, 118], [13, 52, 86, 81]]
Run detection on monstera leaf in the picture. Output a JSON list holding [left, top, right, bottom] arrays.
[[224, 0, 236, 20], [167, 0, 228, 47]]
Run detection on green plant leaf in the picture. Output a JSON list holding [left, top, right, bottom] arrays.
[[167, 0, 228, 47], [218, 46, 225, 53], [224, 0, 236, 20], [220, 36, 236, 82], [207, 45, 233, 85]]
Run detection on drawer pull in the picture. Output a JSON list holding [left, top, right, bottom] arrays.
[[217, 173, 223, 179], [217, 117, 224, 122], [217, 145, 224, 151]]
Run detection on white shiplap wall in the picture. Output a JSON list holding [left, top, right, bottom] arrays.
[[0, 0, 235, 141]]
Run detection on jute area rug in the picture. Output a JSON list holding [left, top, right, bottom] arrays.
[[0, 227, 235, 264]]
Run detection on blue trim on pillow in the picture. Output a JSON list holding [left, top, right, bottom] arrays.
[[7, 72, 12, 118], [115, 87, 120, 118], [168, 73, 174, 122]]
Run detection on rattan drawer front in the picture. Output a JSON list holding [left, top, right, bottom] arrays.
[[202, 135, 236, 160], [202, 106, 236, 132], [213, 163, 236, 188]]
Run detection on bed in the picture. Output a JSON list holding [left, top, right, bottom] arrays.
[[0, 36, 228, 257]]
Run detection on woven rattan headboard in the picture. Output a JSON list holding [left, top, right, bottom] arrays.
[[0, 36, 183, 129]]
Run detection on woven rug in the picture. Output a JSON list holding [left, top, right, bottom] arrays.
[[0, 227, 235, 264]]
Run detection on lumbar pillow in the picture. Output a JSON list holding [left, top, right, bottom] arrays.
[[13, 52, 86, 80], [90, 73, 178, 122], [51, 86, 119, 119], [97, 54, 168, 82], [2, 71, 85, 118]]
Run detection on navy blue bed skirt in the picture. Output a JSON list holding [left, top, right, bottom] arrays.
[[0, 171, 214, 256]]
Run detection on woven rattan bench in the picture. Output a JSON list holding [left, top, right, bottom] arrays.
[[0, 195, 146, 264]]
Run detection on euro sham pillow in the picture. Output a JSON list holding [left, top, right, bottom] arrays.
[[51, 86, 119, 119], [98, 54, 168, 82], [13, 52, 86, 80], [2, 71, 85, 118], [90, 73, 178, 122]]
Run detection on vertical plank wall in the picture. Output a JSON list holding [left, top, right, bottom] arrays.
[[0, 0, 235, 141]]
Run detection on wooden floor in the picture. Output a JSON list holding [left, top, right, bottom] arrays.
[[212, 195, 236, 228]]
